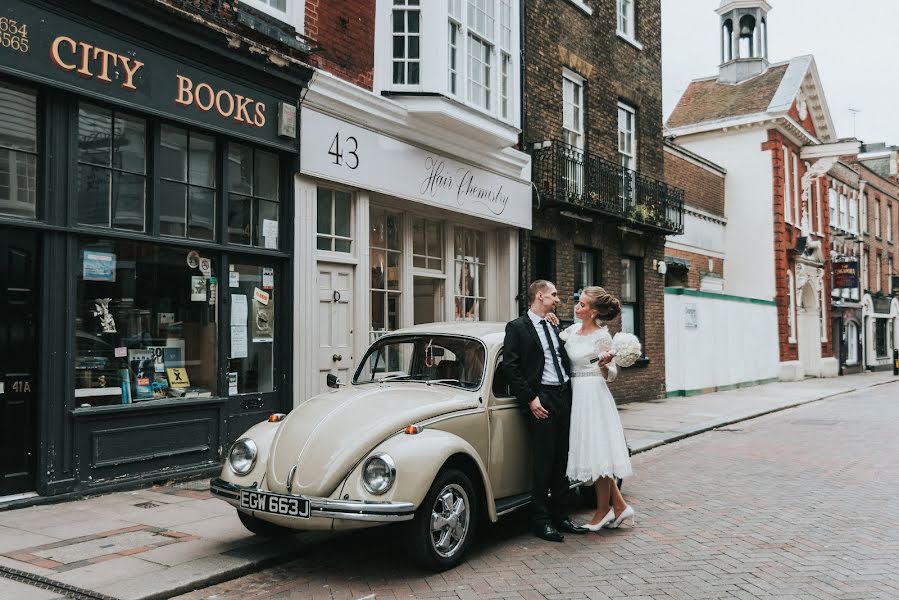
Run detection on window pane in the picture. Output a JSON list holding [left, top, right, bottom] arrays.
[[255, 199, 279, 248], [408, 11, 420, 33], [393, 35, 405, 59], [372, 291, 386, 332], [413, 218, 425, 255], [387, 213, 402, 250], [0, 151, 37, 219], [188, 186, 215, 240], [317, 189, 332, 235], [159, 125, 188, 182], [0, 84, 37, 152], [159, 180, 187, 237], [75, 240, 218, 406], [77, 165, 110, 226], [408, 62, 420, 84], [409, 36, 420, 59], [190, 133, 216, 188], [229, 263, 277, 394], [427, 220, 442, 260], [317, 236, 332, 251], [387, 250, 401, 290], [621, 304, 635, 334], [393, 61, 406, 85], [228, 143, 252, 194], [254, 150, 279, 200], [113, 113, 146, 173], [112, 171, 145, 232], [371, 249, 387, 289], [334, 191, 351, 238], [228, 193, 252, 245], [79, 104, 111, 167], [335, 239, 352, 253]]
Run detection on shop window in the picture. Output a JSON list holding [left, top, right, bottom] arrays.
[[620, 257, 641, 338], [228, 263, 278, 395], [227, 143, 280, 248], [75, 239, 217, 406], [316, 187, 352, 253], [412, 217, 443, 270], [370, 208, 402, 341], [0, 82, 38, 220], [159, 125, 216, 241], [77, 103, 147, 231], [454, 227, 486, 320], [875, 318, 888, 358]]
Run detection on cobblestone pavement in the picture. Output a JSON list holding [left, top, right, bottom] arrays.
[[175, 382, 899, 600]]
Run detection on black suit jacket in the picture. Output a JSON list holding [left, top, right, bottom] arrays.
[[502, 314, 571, 411]]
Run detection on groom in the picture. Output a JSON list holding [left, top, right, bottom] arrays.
[[503, 280, 587, 542]]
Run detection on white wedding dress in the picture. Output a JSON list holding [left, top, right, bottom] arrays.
[[564, 322, 633, 482]]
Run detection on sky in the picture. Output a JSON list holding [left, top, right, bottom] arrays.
[[662, 0, 899, 145]]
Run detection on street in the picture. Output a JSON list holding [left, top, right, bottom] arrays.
[[172, 381, 899, 600]]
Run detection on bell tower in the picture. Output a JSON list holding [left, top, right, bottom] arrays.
[[717, 0, 771, 84]]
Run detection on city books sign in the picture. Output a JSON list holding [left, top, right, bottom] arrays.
[[833, 260, 858, 289], [300, 108, 532, 229]]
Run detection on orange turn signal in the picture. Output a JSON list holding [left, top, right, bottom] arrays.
[[404, 424, 424, 435], [268, 413, 286, 423]]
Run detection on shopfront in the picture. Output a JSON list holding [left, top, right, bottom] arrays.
[[0, 0, 307, 498], [294, 107, 531, 400]]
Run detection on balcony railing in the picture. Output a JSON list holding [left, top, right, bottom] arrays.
[[531, 140, 685, 235]]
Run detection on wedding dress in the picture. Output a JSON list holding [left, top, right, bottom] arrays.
[[563, 322, 633, 482]]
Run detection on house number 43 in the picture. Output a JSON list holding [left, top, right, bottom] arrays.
[[328, 133, 359, 170]]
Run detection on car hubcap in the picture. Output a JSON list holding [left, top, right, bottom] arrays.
[[429, 483, 469, 558]]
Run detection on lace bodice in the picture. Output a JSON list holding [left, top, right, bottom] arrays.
[[561, 323, 617, 381]]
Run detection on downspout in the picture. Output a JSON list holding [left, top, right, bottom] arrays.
[[518, 0, 530, 315], [858, 179, 868, 370]]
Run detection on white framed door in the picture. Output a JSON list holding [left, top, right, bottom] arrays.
[[317, 263, 355, 392], [797, 283, 822, 377]]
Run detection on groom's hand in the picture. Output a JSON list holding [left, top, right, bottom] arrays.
[[529, 396, 549, 419]]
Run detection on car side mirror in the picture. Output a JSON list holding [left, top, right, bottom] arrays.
[[326, 374, 342, 389]]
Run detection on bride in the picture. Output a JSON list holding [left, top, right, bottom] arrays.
[[562, 286, 635, 531]]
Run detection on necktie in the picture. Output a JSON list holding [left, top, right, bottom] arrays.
[[540, 320, 566, 384]]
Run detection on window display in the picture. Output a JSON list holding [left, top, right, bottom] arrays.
[[454, 227, 485, 320], [75, 239, 218, 406]]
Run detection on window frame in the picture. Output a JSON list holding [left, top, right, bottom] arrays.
[[617, 101, 637, 171], [617, 0, 635, 40], [620, 256, 642, 342], [391, 0, 422, 87], [0, 80, 40, 222], [315, 186, 354, 255], [562, 70, 585, 151]]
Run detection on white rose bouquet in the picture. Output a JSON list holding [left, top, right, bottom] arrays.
[[611, 332, 642, 368]]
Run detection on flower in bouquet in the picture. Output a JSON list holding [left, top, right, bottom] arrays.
[[611, 332, 641, 368]]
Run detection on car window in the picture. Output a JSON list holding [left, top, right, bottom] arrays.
[[354, 335, 485, 390], [491, 351, 514, 399]]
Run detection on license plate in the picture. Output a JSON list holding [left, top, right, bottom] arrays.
[[240, 490, 310, 518]]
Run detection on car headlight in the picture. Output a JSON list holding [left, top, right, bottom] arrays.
[[362, 453, 396, 495], [228, 438, 258, 476]]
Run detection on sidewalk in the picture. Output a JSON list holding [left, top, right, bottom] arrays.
[[1, 371, 896, 600]]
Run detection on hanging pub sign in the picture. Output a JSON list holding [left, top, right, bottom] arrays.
[[833, 260, 859, 290], [0, 0, 296, 150]]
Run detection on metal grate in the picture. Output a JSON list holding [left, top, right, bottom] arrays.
[[0, 564, 119, 600]]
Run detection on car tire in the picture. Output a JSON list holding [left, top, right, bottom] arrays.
[[236, 509, 291, 537], [404, 468, 478, 572]]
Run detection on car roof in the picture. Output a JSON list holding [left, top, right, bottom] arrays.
[[388, 322, 507, 349]]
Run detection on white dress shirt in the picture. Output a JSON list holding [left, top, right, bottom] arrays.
[[527, 310, 569, 385]]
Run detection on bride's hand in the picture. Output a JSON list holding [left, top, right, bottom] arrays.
[[545, 312, 560, 327]]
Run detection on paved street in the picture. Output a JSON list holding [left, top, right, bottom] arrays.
[[175, 381, 899, 600]]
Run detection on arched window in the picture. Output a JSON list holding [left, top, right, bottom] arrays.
[[787, 270, 796, 342], [739, 15, 756, 58]]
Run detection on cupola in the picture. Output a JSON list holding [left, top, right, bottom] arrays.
[[717, 0, 771, 84]]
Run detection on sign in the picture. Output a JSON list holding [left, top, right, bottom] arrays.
[[300, 109, 532, 229], [0, 0, 296, 150], [684, 303, 698, 329], [82, 251, 116, 282], [833, 260, 859, 289]]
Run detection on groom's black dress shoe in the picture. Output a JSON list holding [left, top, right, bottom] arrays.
[[556, 518, 588, 534], [534, 523, 564, 542]]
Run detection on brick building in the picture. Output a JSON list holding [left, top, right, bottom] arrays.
[[522, 0, 685, 402], [667, 0, 840, 382]]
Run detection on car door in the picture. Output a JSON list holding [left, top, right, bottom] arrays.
[[485, 350, 531, 499]]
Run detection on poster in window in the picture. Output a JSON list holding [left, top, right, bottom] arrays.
[[252, 295, 274, 342], [191, 276, 207, 301], [83, 251, 117, 282]]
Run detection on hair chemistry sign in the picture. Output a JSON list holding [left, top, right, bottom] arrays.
[[0, 0, 295, 150], [300, 108, 532, 229]]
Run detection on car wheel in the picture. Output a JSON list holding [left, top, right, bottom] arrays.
[[404, 468, 478, 572], [236, 510, 291, 537]]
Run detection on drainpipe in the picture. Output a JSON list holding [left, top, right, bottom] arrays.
[[518, 0, 530, 314], [859, 179, 868, 370]]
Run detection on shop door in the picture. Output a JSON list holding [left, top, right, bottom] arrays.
[[0, 229, 38, 496], [317, 263, 354, 393]]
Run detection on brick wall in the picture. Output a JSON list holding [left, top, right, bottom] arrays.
[[664, 149, 725, 217], [304, 0, 375, 89]]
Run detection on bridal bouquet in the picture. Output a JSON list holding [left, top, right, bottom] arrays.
[[611, 332, 642, 368]]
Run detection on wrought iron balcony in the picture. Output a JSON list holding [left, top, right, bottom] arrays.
[[531, 140, 685, 235]]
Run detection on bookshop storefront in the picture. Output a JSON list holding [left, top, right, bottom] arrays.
[[0, 0, 306, 498]]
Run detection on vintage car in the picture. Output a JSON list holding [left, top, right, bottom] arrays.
[[211, 321, 554, 570]]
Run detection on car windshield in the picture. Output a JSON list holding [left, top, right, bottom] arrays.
[[353, 335, 486, 390]]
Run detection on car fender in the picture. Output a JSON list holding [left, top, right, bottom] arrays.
[[340, 428, 499, 522], [218, 420, 280, 485]]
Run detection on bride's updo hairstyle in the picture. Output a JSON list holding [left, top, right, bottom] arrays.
[[580, 286, 621, 323]]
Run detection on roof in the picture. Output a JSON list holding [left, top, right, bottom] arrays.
[[666, 64, 789, 129]]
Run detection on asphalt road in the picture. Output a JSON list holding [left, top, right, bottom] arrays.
[[175, 381, 899, 600]]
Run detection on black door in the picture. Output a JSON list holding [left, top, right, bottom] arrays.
[[0, 228, 38, 495]]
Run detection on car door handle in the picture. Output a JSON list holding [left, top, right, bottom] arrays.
[[332, 354, 343, 362]]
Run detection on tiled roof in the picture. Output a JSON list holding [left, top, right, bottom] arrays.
[[666, 64, 789, 129]]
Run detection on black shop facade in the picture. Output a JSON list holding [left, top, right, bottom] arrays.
[[0, 0, 310, 500]]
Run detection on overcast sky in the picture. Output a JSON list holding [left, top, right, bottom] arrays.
[[662, 0, 899, 145]]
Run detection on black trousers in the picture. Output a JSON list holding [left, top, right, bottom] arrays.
[[529, 383, 572, 528]]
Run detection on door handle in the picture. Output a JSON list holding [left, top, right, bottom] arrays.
[[332, 354, 343, 362], [333, 290, 341, 302]]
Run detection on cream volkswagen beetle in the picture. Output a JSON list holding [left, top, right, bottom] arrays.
[[211, 322, 548, 571]]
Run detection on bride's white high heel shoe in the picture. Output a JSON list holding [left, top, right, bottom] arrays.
[[583, 508, 615, 532], [606, 505, 635, 529]]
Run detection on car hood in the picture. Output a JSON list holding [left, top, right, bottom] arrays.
[[265, 383, 480, 496]]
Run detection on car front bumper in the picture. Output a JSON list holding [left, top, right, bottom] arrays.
[[210, 478, 415, 523]]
